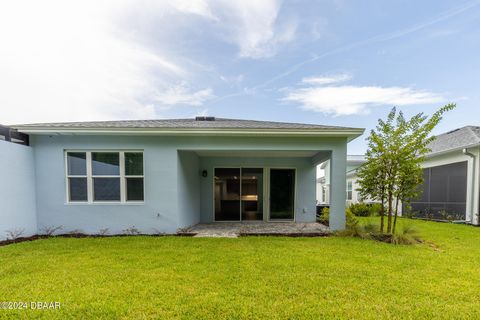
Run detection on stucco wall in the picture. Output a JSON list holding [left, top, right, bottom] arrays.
[[31, 135, 179, 235], [0, 141, 37, 240], [30, 135, 348, 233], [177, 151, 200, 228], [329, 145, 347, 230]]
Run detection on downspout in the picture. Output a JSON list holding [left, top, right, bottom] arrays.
[[462, 148, 476, 224]]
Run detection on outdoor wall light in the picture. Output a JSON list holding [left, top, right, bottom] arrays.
[[202, 170, 208, 177]]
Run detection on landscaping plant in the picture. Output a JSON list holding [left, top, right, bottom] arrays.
[[348, 203, 379, 217], [357, 104, 456, 235], [317, 207, 357, 227]]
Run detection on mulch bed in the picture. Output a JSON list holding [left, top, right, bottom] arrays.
[[0, 233, 188, 247], [0, 235, 44, 247]]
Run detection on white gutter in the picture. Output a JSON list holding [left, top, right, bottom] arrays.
[[462, 148, 476, 224], [12, 127, 365, 141], [426, 142, 480, 158]]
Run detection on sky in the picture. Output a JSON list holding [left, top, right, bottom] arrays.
[[1, 0, 480, 154]]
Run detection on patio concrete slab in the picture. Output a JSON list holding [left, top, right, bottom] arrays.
[[178, 222, 330, 238]]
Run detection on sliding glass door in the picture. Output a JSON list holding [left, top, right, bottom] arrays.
[[269, 169, 295, 220], [214, 167, 295, 221], [214, 168, 241, 221], [241, 168, 263, 221], [214, 168, 264, 221]]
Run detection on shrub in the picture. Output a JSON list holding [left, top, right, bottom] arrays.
[[345, 207, 358, 227], [98, 228, 110, 236], [389, 224, 422, 245], [40, 225, 64, 236], [66, 229, 84, 235], [349, 203, 371, 217], [349, 202, 383, 217], [123, 226, 141, 235], [5, 228, 25, 240], [403, 209, 415, 219], [151, 228, 165, 235], [317, 207, 329, 225], [368, 203, 382, 216], [338, 222, 422, 245], [317, 207, 358, 228]]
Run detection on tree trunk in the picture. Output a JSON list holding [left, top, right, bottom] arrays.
[[393, 197, 400, 234], [387, 193, 393, 233], [380, 197, 385, 233]]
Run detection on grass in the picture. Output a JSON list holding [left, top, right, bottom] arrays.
[[1, 218, 479, 319]]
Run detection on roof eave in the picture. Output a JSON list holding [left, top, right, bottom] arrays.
[[426, 142, 480, 158], [14, 127, 365, 140]]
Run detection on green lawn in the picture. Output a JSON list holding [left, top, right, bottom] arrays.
[[1, 218, 479, 319]]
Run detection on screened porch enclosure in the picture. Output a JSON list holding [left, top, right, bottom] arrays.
[[407, 161, 468, 220]]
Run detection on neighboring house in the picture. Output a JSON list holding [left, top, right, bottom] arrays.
[[0, 117, 364, 239], [316, 161, 330, 204], [408, 126, 480, 224], [345, 155, 366, 205], [317, 155, 366, 205], [317, 126, 480, 225]]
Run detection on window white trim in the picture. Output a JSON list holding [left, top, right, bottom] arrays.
[[86, 152, 93, 202], [65, 150, 144, 204], [347, 180, 353, 201], [65, 152, 88, 203], [119, 152, 126, 203]]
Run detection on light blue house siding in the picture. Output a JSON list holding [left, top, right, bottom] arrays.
[[177, 151, 201, 228], [30, 134, 347, 234], [0, 141, 38, 240]]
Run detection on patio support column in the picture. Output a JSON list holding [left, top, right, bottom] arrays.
[[329, 143, 347, 230]]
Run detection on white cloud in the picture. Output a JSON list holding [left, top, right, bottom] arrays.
[[310, 19, 328, 40], [220, 74, 245, 85], [0, 0, 295, 125], [302, 73, 352, 85], [0, 0, 215, 125], [168, 0, 218, 20], [214, 0, 296, 59], [154, 83, 214, 106], [284, 74, 444, 116]]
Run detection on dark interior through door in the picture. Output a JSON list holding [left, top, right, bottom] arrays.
[[269, 169, 295, 220], [214, 168, 240, 221]]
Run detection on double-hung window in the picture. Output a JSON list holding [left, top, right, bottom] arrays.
[[66, 151, 144, 203], [66, 152, 88, 202], [346, 180, 353, 201]]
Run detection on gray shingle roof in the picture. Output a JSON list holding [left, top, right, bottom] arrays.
[[428, 126, 480, 154], [12, 117, 360, 131]]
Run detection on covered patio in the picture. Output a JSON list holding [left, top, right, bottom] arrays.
[[178, 221, 330, 237], [177, 144, 349, 231]]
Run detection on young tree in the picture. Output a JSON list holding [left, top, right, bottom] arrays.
[[357, 104, 456, 234]]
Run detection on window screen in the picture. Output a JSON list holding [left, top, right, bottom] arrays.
[[407, 161, 467, 220]]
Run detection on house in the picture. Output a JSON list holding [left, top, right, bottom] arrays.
[[0, 117, 364, 239], [317, 155, 366, 205], [317, 126, 480, 225], [408, 126, 480, 224]]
